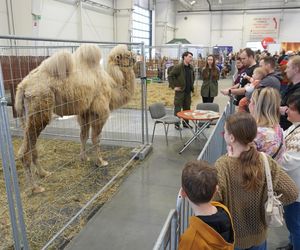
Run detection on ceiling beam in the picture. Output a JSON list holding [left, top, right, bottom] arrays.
[[178, 5, 300, 13]]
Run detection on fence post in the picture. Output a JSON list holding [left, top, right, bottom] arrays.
[[140, 42, 149, 144], [0, 65, 29, 249], [171, 213, 178, 250]]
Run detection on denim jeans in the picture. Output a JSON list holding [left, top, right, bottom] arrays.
[[284, 201, 300, 249], [234, 241, 267, 250]]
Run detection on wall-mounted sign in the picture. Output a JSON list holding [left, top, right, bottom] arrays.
[[249, 16, 279, 41]]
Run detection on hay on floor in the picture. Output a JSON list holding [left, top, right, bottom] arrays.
[[0, 137, 139, 250], [125, 81, 201, 109]]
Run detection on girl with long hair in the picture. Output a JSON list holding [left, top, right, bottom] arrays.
[[201, 55, 220, 103], [214, 112, 298, 250]]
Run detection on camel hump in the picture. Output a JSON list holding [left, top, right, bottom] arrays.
[[42, 51, 73, 80], [73, 44, 102, 67]]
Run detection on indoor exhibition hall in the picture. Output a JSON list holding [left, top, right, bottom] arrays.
[[1, 0, 300, 249]]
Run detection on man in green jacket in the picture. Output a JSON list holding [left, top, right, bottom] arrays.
[[168, 51, 195, 130]]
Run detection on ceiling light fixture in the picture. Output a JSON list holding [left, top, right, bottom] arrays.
[[219, 0, 222, 3], [190, 0, 196, 5]]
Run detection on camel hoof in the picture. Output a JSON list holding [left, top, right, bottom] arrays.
[[35, 169, 51, 178], [100, 160, 108, 167], [39, 171, 52, 178], [95, 160, 108, 167], [32, 186, 45, 194], [80, 154, 88, 161]]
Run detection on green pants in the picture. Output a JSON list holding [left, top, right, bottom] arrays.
[[174, 91, 192, 118]]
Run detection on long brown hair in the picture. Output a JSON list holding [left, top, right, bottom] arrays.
[[226, 112, 263, 191], [202, 55, 219, 80]]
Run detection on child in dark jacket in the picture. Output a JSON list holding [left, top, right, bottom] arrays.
[[179, 160, 235, 250]]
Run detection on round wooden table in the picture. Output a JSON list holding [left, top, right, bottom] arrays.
[[176, 110, 220, 154]]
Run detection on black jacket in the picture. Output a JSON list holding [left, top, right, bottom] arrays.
[[280, 82, 300, 130]]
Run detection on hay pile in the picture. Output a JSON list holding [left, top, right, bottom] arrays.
[[125, 81, 201, 109], [0, 137, 138, 249]]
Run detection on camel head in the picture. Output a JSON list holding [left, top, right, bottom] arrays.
[[108, 45, 136, 68]]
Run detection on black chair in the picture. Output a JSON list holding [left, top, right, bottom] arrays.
[[149, 103, 182, 145]]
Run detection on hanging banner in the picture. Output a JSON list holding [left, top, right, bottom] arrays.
[[248, 16, 279, 41]]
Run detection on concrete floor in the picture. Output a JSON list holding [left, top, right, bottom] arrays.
[[65, 78, 290, 250], [66, 137, 204, 250]]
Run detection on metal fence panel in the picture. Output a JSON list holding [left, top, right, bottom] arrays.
[[0, 36, 150, 249], [153, 100, 235, 250], [153, 209, 178, 250], [0, 63, 29, 249], [145, 45, 211, 81]]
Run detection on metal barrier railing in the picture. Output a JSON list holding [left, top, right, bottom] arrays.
[[153, 99, 235, 250], [197, 97, 235, 164], [152, 209, 178, 250], [0, 35, 151, 250]]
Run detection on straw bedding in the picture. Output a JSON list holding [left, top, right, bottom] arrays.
[[0, 137, 138, 249]]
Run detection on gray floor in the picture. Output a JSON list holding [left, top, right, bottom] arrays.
[[64, 78, 290, 250], [66, 137, 204, 250]]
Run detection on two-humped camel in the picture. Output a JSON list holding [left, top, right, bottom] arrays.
[[15, 44, 136, 193]]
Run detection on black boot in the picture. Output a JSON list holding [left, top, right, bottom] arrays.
[[175, 123, 181, 130], [183, 121, 193, 129]]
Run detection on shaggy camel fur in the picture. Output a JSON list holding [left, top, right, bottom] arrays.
[[15, 44, 136, 193]]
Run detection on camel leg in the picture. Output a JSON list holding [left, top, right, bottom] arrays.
[[77, 112, 90, 161], [32, 147, 51, 178], [19, 110, 51, 194], [19, 142, 39, 192], [91, 114, 108, 167]]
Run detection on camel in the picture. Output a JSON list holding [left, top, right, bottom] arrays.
[[14, 44, 136, 193]]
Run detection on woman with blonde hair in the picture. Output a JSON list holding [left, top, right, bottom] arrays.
[[214, 112, 298, 250], [249, 87, 285, 162]]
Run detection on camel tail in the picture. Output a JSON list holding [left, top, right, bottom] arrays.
[[42, 51, 73, 80]]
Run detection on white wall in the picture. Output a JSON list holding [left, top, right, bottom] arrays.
[[3, 0, 32, 36], [39, 0, 114, 41], [0, 0, 9, 35], [38, 0, 79, 39], [211, 12, 244, 51], [278, 9, 300, 42], [176, 13, 211, 45], [0, 0, 115, 41], [3, 0, 300, 49], [175, 9, 300, 51], [115, 0, 133, 42], [81, 8, 114, 41], [154, 0, 176, 45], [14, 0, 32, 35]]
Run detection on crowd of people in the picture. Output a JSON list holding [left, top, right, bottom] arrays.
[[168, 48, 300, 250]]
